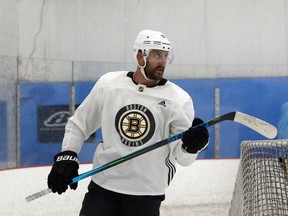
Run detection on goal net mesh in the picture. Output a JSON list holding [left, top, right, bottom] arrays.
[[229, 140, 288, 216]]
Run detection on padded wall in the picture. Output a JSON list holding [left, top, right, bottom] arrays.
[[19, 77, 288, 165]]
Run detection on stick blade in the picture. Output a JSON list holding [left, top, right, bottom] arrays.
[[234, 112, 278, 139]]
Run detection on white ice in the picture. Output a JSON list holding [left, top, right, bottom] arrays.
[[0, 159, 239, 216]]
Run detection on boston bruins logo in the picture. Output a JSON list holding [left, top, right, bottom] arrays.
[[115, 104, 155, 147]]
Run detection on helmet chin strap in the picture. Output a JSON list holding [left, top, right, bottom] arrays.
[[137, 59, 155, 82]]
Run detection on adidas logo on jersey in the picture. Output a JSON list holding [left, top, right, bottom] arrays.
[[158, 100, 166, 107]]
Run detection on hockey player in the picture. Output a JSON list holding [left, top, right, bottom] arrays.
[[47, 29, 209, 216]]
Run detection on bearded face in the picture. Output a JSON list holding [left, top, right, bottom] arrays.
[[144, 50, 169, 81]]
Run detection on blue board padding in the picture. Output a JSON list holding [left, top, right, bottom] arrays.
[[19, 77, 288, 166], [218, 77, 288, 158], [278, 101, 288, 139], [20, 83, 70, 166], [0, 101, 7, 162]]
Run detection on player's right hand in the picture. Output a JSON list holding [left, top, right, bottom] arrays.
[[47, 151, 79, 194]]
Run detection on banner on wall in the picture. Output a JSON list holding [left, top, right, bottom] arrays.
[[37, 104, 95, 143]]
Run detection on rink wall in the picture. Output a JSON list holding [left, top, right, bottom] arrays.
[[0, 159, 239, 216], [18, 77, 288, 166]]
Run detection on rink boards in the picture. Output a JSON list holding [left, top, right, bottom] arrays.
[[17, 77, 288, 166]]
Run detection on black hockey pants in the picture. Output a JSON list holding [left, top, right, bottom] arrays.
[[79, 181, 165, 216]]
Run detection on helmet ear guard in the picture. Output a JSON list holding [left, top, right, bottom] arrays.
[[135, 49, 147, 68]]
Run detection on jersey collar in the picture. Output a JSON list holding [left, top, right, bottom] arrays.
[[127, 71, 167, 87]]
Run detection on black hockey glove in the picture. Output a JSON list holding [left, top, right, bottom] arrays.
[[182, 118, 209, 154], [47, 151, 79, 194]]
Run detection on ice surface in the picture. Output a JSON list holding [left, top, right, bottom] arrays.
[[0, 159, 239, 216]]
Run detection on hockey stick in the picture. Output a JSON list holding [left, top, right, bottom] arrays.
[[25, 111, 277, 202]]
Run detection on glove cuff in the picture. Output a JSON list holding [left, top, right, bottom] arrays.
[[54, 151, 80, 165], [182, 143, 197, 154]]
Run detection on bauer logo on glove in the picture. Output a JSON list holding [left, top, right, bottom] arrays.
[[56, 154, 80, 163]]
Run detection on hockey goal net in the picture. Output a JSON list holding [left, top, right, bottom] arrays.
[[229, 140, 288, 216]]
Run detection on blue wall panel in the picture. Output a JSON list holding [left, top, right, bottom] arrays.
[[20, 82, 101, 165], [20, 83, 70, 166], [0, 101, 7, 163], [218, 78, 288, 158], [19, 77, 288, 165]]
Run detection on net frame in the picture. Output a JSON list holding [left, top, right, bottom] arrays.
[[229, 140, 288, 216]]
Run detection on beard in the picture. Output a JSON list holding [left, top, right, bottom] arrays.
[[144, 65, 165, 81]]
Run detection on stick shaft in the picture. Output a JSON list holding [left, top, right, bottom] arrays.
[[25, 111, 277, 202]]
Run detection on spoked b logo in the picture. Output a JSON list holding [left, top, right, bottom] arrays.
[[115, 104, 155, 147]]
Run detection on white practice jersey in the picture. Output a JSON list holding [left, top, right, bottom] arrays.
[[62, 71, 198, 196]]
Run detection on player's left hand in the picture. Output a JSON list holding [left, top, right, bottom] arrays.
[[47, 151, 79, 194], [181, 118, 209, 154]]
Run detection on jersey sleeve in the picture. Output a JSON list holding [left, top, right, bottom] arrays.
[[174, 141, 198, 166], [170, 97, 199, 166], [62, 81, 103, 153]]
